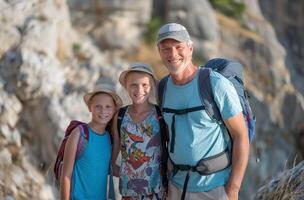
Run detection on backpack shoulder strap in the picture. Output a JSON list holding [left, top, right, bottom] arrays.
[[154, 105, 168, 142], [154, 105, 169, 189], [117, 106, 128, 137], [67, 120, 89, 140], [157, 75, 169, 108], [78, 123, 89, 140], [154, 104, 162, 119], [198, 67, 222, 123]]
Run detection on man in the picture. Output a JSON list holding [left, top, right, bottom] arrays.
[[156, 23, 249, 200]]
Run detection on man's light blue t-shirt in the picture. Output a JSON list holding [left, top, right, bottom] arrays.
[[163, 70, 242, 192]]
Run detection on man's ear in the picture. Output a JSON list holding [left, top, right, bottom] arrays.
[[189, 44, 194, 53]]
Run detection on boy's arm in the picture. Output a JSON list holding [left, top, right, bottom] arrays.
[[60, 128, 80, 200], [224, 112, 249, 200], [111, 113, 121, 177]]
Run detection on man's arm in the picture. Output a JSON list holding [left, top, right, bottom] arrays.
[[224, 112, 249, 200]]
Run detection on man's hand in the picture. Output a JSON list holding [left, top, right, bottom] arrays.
[[225, 183, 239, 200]]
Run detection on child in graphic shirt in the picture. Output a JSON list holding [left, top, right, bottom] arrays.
[[112, 63, 166, 200]]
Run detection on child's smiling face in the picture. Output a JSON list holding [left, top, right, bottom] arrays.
[[89, 93, 116, 125], [125, 72, 152, 105]]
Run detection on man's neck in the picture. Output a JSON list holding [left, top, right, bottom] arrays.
[[171, 63, 198, 85]]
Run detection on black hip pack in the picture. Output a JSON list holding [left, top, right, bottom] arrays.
[[170, 149, 230, 200]]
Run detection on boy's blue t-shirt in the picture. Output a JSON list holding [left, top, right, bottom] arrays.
[[71, 128, 111, 200], [163, 70, 242, 192]]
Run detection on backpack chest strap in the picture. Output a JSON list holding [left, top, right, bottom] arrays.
[[162, 105, 205, 115], [162, 105, 205, 153]]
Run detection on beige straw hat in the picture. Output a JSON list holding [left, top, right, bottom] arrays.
[[83, 83, 122, 108], [119, 62, 157, 87]]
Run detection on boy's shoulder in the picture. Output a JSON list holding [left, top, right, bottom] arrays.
[[53, 121, 89, 185]]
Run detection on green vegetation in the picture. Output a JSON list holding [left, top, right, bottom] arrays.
[[144, 17, 165, 45], [72, 43, 81, 53], [209, 0, 246, 21]]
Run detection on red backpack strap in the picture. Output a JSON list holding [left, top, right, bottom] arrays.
[[66, 120, 85, 134], [77, 123, 89, 140], [75, 123, 89, 159]]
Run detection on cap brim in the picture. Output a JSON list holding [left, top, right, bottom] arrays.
[[157, 30, 191, 44], [157, 35, 188, 44]]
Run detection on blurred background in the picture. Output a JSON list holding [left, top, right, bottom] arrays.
[[0, 0, 303, 199]]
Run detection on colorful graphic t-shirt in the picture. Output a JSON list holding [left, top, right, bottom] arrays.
[[119, 106, 163, 197]]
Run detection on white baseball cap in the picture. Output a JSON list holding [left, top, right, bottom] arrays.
[[157, 23, 191, 44]]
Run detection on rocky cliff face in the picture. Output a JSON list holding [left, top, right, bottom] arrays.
[[0, 0, 125, 199], [258, 0, 304, 166], [0, 0, 303, 199], [67, 0, 152, 51], [259, 0, 304, 95]]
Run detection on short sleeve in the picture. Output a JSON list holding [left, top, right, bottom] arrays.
[[210, 71, 242, 120]]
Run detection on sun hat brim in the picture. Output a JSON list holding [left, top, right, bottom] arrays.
[[119, 63, 157, 88], [83, 84, 122, 108]]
